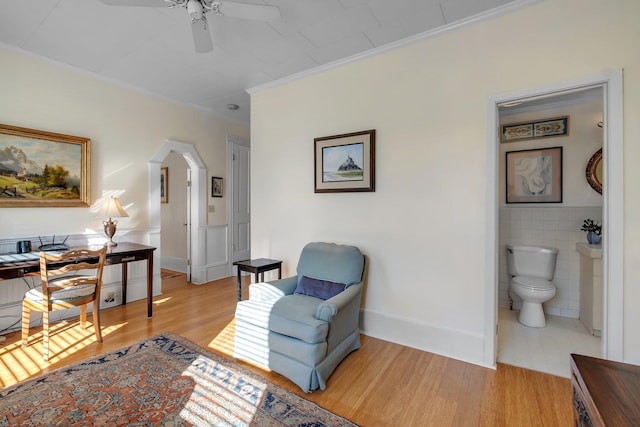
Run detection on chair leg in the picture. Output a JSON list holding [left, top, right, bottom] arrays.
[[92, 303, 103, 343], [80, 305, 87, 328], [21, 302, 30, 348], [42, 311, 49, 362]]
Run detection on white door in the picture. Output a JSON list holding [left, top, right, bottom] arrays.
[[231, 140, 250, 262], [186, 167, 192, 281]]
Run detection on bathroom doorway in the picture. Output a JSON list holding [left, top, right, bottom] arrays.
[[497, 87, 603, 376], [485, 71, 624, 375]]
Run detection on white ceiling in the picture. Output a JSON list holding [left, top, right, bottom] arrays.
[[0, 0, 524, 125]]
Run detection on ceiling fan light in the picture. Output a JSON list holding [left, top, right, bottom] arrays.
[[187, 0, 204, 20]]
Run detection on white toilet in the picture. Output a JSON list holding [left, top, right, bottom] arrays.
[[506, 245, 558, 327]]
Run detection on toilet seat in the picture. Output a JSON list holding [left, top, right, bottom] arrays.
[[512, 275, 554, 291]]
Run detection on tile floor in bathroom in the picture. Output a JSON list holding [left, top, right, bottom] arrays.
[[497, 307, 601, 378]]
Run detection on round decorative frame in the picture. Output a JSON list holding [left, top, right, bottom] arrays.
[[586, 148, 603, 194]]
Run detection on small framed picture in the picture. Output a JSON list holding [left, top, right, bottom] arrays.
[[501, 116, 569, 143], [506, 147, 563, 203], [212, 176, 223, 197], [160, 167, 168, 203]]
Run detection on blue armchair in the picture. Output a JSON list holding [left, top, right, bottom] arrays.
[[234, 242, 366, 392]]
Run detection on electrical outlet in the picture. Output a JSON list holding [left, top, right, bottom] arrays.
[[104, 291, 115, 304]]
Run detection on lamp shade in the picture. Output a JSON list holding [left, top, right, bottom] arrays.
[[98, 196, 129, 219]]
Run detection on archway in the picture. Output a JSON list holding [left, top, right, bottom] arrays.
[[149, 140, 207, 284]]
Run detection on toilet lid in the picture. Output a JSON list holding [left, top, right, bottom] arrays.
[[512, 275, 554, 290]]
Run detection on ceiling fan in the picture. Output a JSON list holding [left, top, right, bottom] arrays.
[[98, 0, 280, 53]]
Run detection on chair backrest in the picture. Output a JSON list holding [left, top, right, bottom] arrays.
[[39, 247, 107, 296], [296, 242, 364, 287]]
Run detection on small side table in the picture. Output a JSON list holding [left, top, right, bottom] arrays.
[[233, 258, 282, 301]]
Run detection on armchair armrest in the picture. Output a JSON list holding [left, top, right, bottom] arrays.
[[248, 282, 286, 302], [268, 275, 298, 295], [315, 283, 362, 322], [249, 276, 298, 302]]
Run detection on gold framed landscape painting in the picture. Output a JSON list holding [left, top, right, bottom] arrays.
[[0, 124, 90, 207]]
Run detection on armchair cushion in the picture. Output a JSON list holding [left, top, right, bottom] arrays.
[[294, 275, 345, 300]]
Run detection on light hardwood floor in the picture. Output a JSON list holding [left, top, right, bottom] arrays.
[[0, 272, 573, 426]]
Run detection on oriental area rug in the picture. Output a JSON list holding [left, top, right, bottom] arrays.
[[0, 332, 357, 426]]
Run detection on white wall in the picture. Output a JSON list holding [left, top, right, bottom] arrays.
[[249, 0, 640, 366], [0, 48, 248, 239], [0, 47, 249, 332]]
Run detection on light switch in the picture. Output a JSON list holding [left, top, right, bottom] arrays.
[[208, 205, 215, 213]]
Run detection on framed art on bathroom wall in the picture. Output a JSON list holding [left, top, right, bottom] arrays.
[[506, 147, 563, 203], [501, 116, 569, 143]]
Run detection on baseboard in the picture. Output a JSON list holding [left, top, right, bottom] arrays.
[[359, 308, 489, 369]]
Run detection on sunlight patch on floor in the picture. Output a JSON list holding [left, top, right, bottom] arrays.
[[0, 321, 127, 387], [208, 319, 236, 358]]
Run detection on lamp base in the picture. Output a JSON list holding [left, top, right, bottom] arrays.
[[103, 219, 119, 247]]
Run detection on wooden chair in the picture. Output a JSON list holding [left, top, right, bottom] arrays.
[[21, 247, 107, 361]]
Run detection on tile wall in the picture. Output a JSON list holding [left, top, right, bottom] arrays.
[[499, 206, 602, 318]]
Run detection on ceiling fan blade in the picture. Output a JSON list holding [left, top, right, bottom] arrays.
[[216, 1, 280, 21], [98, 0, 170, 6], [191, 18, 213, 53]]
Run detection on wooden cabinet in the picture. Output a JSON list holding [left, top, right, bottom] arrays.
[[571, 354, 640, 426]]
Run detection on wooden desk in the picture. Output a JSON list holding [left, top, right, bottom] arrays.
[[233, 258, 282, 301], [0, 242, 157, 318], [571, 353, 640, 426]]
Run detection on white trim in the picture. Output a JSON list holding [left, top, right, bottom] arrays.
[[485, 97, 500, 366], [247, 0, 542, 95], [360, 308, 490, 368], [485, 70, 624, 367], [602, 69, 624, 362]]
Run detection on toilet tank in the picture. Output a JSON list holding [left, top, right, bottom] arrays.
[[506, 245, 558, 280]]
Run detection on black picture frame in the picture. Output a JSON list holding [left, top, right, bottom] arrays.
[[212, 176, 223, 197], [506, 147, 563, 203], [314, 129, 375, 193]]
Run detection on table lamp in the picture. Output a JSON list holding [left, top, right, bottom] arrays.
[[98, 196, 129, 246]]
